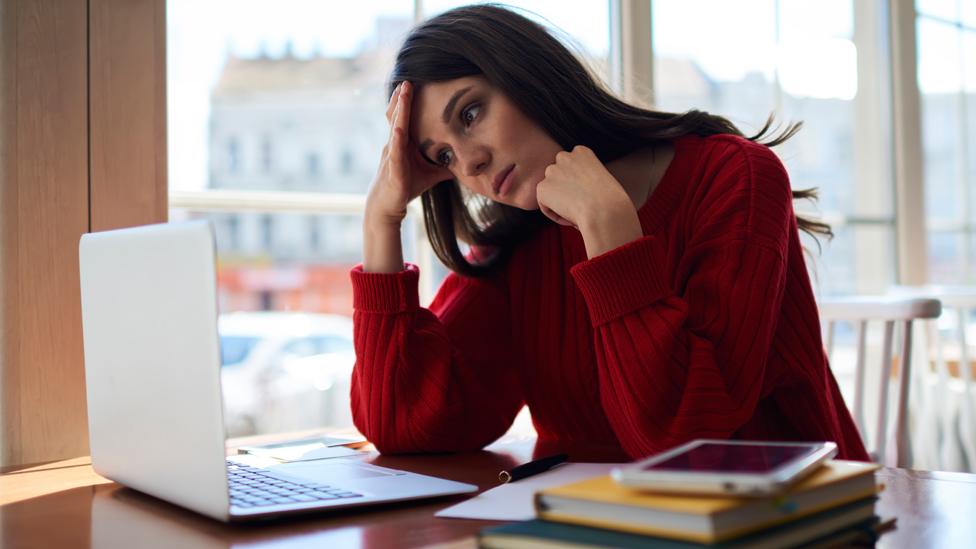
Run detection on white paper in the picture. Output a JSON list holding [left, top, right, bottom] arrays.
[[254, 444, 362, 462], [435, 462, 625, 521]]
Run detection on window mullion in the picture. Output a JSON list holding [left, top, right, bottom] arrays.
[[890, 0, 928, 284], [611, 0, 653, 104]]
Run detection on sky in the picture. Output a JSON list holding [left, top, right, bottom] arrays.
[[167, 0, 973, 192]]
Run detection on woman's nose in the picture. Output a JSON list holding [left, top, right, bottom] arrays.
[[461, 148, 490, 177]]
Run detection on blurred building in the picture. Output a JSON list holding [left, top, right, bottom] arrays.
[[204, 20, 973, 308], [205, 18, 410, 314]]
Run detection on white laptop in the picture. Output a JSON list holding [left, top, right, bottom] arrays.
[[78, 220, 476, 522]]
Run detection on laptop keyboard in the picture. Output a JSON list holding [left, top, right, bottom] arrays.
[[227, 462, 363, 508]]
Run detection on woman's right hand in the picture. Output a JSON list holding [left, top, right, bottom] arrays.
[[365, 81, 451, 229]]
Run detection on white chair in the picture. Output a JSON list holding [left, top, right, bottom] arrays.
[[890, 285, 976, 472], [819, 295, 942, 468]]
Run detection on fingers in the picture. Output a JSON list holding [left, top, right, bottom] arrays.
[[388, 85, 409, 175], [391, 81, 416, 171], [396, 81, 412, 137], [385, 83, 403, 123], [387, 81, 414, 147], [539, 204, 576, 228], [389, 128, 405, 176], [388, 92, 402, 143]]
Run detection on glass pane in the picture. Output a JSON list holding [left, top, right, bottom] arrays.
[[969, 231, 976, 283], [167, 0, 414, 193], [420, 1, 612, 86], [654, 0, 889, 296], [917, 17, 964, 94], [918, 19, 966, 223], [776, 96, 857, 213], [929, 231, 970, 283], [968, 33, 976, 229], [653, 0, 778, 130], [168, 207, 425, 437], [916, 0, 959, 21], [652, 0, 858, 186], [966, 31, 976, 93], [805, 224, 897, 296], [775, 1, 861, 218], [777, 0, 857, 101], [920, 93, 965, 222], [781, 0, 853, 37], [963, 0, 976, 27]]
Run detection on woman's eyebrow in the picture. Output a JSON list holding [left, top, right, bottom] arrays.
[[418, 85, 475, 162], [441, 86, 473, 123]]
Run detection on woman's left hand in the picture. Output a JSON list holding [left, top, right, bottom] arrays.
[[536, 145, 643, 258]]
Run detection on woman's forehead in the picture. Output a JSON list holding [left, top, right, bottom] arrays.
[[414, 76, 487, 116], [411, 76, 489, 140]]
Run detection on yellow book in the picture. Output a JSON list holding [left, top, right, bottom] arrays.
[[534, 460, 881, 544]]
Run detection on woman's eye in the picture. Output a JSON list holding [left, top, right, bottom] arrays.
[[434, 103, 480, 166], [461, 103, 480, 126], [436, 149, 454, 166]]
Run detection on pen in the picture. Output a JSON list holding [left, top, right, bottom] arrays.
[[498, 453, 568, 483]]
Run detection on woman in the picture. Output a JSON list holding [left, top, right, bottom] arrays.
[[351, 4, 869, 461]]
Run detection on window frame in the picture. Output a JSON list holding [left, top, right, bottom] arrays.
[[915, 3, 976, 282], [168, 0, 932, 297]]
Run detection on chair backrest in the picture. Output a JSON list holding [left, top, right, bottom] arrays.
[[891, 285, 976, 472], [819, 295, 942, 467]]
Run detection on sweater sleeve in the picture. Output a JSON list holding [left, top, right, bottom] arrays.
[[570, 142, 792, 459], [349, 263, 523, 454]]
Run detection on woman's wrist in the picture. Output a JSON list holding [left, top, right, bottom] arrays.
[[578, 198, 642, 259], [362, 217, 406, 273]]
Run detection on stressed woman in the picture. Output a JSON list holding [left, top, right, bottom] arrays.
[[351, 4, 869, 462]]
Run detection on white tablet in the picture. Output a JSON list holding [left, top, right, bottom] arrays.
[[611, 439, 838, 496]]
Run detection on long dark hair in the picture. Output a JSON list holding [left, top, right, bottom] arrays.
[[390, 4, 831, 277]]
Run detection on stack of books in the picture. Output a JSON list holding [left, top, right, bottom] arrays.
[[478, 460, 892, 549]]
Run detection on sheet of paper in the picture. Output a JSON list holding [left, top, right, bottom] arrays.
[[236, 434, 367, 462], [253, 444, 362, 462], [435, 462, 625, 521]]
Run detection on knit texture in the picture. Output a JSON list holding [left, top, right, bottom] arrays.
[[349, 134, 869, 462]]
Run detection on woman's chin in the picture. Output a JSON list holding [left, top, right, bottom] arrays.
[[509, 199, 539, 211], [507, 183, 540, 210]]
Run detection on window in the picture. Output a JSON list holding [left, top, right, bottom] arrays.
[[652, 0, 895, 296], [423, 0, 612, 84], [227, 215, 240, 250], [339, 149, 354, 176], [306, 152, 320, 179], [169, 2, 967, 443], [168, 0, 611, 438], [227, 137, 241, 175], [917, 0, 976, 283], [260, 135, 274, 174], [308, 215, 320, 250]]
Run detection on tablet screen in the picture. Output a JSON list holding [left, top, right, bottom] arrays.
[[641, 443, 818, 473]]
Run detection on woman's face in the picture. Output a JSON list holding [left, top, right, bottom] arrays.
[[410, 75, 563, 210]]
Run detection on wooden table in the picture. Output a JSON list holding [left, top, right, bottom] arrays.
[[2, 439, 975, 548]]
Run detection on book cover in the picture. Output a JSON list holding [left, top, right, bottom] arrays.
[[483, 498, 884, 549], [535, 460, 881, 543]]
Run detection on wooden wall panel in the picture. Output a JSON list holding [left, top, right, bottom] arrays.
[[1, 0, 167, 468], [90, 0, 167, 231], [0, 0, 91, 466]]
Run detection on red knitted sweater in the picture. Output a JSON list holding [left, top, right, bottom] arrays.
[[349, 134, 869, 462]]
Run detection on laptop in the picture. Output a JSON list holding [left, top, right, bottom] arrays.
[[78, 220, 476, 522]]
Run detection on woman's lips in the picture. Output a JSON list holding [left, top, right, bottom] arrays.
[[494, 164, 516, 196]]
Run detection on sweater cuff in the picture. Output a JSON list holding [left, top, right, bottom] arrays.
[[350, 263, 421, 313], [570, 236, 672, 326]]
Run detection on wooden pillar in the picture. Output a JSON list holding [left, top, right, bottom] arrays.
[[0, 0, 166, 467], [0, 0, 91, 467], [90, 0, 167, 232]]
